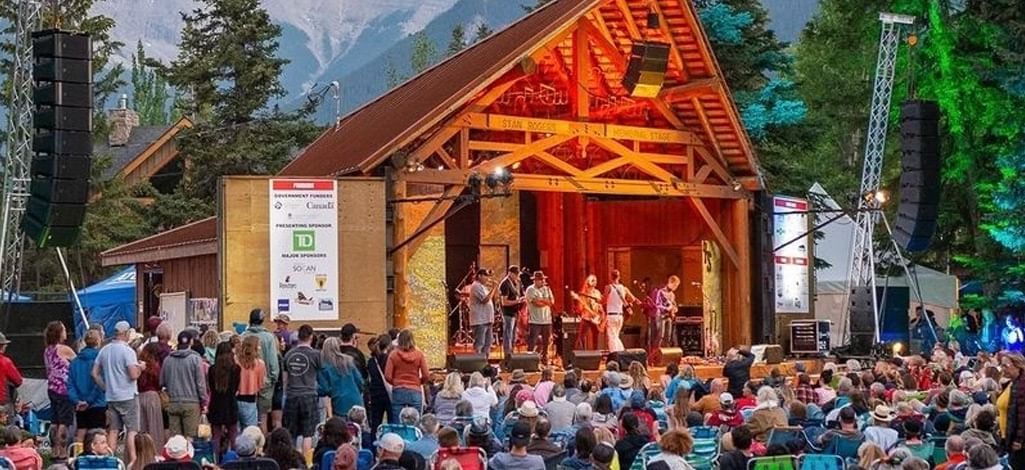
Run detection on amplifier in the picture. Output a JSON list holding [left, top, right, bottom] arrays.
[[790, 320, 830, 354], [568, 350, 602, 370]]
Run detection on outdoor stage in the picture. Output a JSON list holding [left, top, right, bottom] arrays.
[[481, 358, 825, 384]]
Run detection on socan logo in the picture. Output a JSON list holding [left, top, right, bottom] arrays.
[[292, 230, 315, 251]]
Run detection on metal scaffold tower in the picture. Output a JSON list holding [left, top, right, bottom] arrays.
[[0, 0, 41, 302], [841, 13, 916, 346]]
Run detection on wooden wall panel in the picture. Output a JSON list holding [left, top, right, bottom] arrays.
[[220, 176, 387, 334]]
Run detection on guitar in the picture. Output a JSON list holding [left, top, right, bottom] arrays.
[[568, 288, 606, 332]]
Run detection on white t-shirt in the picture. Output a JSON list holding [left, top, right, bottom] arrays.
[[605, 283, 626, 314]]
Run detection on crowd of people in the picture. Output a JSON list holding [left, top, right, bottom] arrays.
[[3, 310, 1025, 470]]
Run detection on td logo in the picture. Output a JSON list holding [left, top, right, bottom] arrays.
[[292, 230, 316, 251]]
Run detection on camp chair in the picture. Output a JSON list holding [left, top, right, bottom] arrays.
[[356, 449, 374, 470], [767, 427, 806, 449], [689, 426, 719, 439], [628, 442, 661, 470], [747, 455, 796, 470], [930, 436, 948, 465], [220, 458, 280, 470], [544, 451, 567, 470], [903, 441, 935, 463], [797, 454, 844, 470], [68, 442, 84, 459], [376, 423, 422, 442], [740, 408, 755, 421], [74, 455, 125, 470], [802, 426, 827, 451], [318, 450, 336, 470], [823, 435, 861, 460], [433, 447, 486, 470], [686, 438, 719, 470]]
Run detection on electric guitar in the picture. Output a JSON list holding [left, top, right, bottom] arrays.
[[568, 288, 606, 332]]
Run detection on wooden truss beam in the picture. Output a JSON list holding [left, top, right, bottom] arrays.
[[613, 0, 641, 40], [659, 78, 721, 102], [690, 97, 732, 179], [689, 197, 740, 268], [646, 0, 687, 79], [578, 19, 627, 73], [399, 169, 746, 199], [693, 146, 731, 184], [458, 112, 702, 146], [590, 137, 680, 183]]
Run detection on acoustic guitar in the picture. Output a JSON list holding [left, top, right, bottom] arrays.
[[568, 288, 606, 332]]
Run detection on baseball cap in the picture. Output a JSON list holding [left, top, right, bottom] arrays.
[[177, 330, 194, 347], [163, 435, 194, 460], [234, 433, 257, 457], [273, 314, 291, 324], [509, 421, 532, 447], [249, 308, 265, 325], [114, 321, 132, 333], [719, 392, 735, 406], [377, 433, 404, 454]]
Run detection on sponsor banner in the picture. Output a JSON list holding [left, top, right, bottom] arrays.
[[269, 179, 339, 321], [773, 195, 811, 313]]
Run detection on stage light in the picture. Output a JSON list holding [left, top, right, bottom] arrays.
[[731, 180, 742, 191], [511, 162, 522, 170], [874, 190, 889, 204], [493, 167, 506, 177], [892, 342, 904, 355], [647, 9, 659, 28]]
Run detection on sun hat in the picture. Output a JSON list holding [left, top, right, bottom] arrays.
[[872, 404, 895, 422], [619, 375, 634, 389], [518, 400, 540, 418], [163, 435, 194, 460], [510, 369, 527, 383], [377, 433, 404, 454]]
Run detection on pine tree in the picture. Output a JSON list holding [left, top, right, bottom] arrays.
[[130, 41, 171, 125], [162, 0, 322, 218], [447, 24, 467, 56], [522, 0, 554, 13], [410, 31, 438, 74], [473, 23, 493, 43], [384, 56, 404, 88]]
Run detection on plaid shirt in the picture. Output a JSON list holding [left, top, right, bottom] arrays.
[[795, 384, 816, 404]]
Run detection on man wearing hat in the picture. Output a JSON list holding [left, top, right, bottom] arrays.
[[469, 268, 499, 355], [489, 421, 545, 469], [525, 270, 555, 364], [0, 332, 22, 415], [373, 433, 406, 470], [706, 392, 743, 431], [498, 265, 526, 361], [242, 308, 280, 431], [272, 314, 296, 351], [865, 404, 899, 450], [93, 321, 145, 466]]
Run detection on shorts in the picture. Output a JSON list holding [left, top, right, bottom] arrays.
[[257, 385, 274, 417], [107, 397, 140, 432], [76, 407, 108, 430], [272, 378, 284, 411], [47, 391, 75, 425], [283, 395, 318, 438]]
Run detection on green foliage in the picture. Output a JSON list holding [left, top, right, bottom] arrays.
[[130, 41, 171, 125], [697, 2, 754, 45], [522, 0, 554, 13], [447, 24, 467, 56], [384, 56, 405, 88], [473, 23, 493, 43], [410, 31, 438, 75], [738, 79, 807, 140]]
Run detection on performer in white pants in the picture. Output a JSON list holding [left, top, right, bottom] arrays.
[[604, 269, 639, 352]]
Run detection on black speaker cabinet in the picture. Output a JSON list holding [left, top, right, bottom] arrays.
[[508, 352, 540, 372], [568, 350, 602, 371], [657, 347, 683, 367], [896, 100, 941, 252], [446, 353, 488, 373], [623, 41, 670, 98], [608, 349, 647, 367]]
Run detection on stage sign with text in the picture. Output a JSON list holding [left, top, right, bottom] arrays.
[[773, 196, 811, 313], [269, 179, 339, 321]]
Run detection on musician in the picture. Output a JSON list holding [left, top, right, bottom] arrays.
[[525, 271, 555, 364], [604, 270, 639, 352], [1004, 316, 1024, 353], [499, 265, 526, 359], [574, 274, 604, 350], [469, 268, 499, 355], [654, 275, 681, 348]]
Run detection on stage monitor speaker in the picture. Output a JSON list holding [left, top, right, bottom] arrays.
[[896, 100, 941, 252], [446, 353, 488, 374], [657, 347, 683, 367], [763, 344, 784, 364], [608, 349, 647, 367], [508, 352, 540, 372], [568, 350, 602, 371], [623, 41, 670, 98]]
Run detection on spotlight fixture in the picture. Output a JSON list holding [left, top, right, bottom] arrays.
[[864, 190, 888, 205], [731, 180, 742, 191], [647, 8, 659, 28]]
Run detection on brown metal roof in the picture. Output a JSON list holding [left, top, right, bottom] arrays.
[[101, 217, 217, 266], [279, 0, 604, 177]]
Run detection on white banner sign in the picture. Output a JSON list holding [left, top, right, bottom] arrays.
[[269, 179, 339, 321], [772, 196, 811, 313]]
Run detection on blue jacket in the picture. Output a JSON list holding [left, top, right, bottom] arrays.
[[67, 347, 105, 408], [317, 363, 364, 416]]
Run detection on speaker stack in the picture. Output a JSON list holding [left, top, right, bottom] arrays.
[[623, 41, 670, 98], [608, 348, 648, 367], [25, 30, 93, 248], [848, 286, 876, 355], [895, 100, 941, 252], [446, 353, 488, 374]]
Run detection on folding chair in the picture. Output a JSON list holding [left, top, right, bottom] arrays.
[[689, 426, 719, 439], [356, 449, 374, 470], [628, 442, 662, 470], [319, 450, 336, 470], [74, 455, 125, 470], [740, 408, 755, 421], [930, 436, 948, 465], [433, 447, 486, 470], [801, 426, 827, 451], [220, 458, 281, 470], [686, 438, 719, 470], [904, 441, 934, 463], [143, 462, 203, 470], [544, 451, 567, 470], [797, 454, 844, 470], [0, 457, 16, 470], [767, 427, 806, 449], [823, 435, 861, 460], [68, 442, 84, 459], [376, 424, 423, 442], [747, 455, 796, 470]]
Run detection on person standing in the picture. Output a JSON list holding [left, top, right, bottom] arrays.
[[137, 343, 165, 448], [1002, 353, 1025, 469], [273, 314, 296, 351], [722, 346, 754, 398], [604, 270, 639, 353], [92, 321, 144, 467], [161, 331, 207, 438], [525, 271, 554, 364], [367, 334, 393, 431], [384, 330, 429, 423], [237, 336, 266, 429], [318, 337, 365, 417], [68, 329, 106, 444], [242, 308, 280, 432], [282, 324, 321, 462], [469, 269, 499, 355], [0, 333, 22, 416], [208, 342, 241, 460], [574, 275, 604, 350], [499, 266, 526, 360], [43, 321, 75, 461], [654, 276, 680, 348], [338, 323, 368, 381]]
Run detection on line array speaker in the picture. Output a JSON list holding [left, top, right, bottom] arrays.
[[895, 100, 941, 252], [622, 41, 670, 98], [849, 286, 876, 355]]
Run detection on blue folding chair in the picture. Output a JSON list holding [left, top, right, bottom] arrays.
[[628, 442, 661, 470], [767, 427, 806, 449], [802, 426, 827, 451], [823, 435, 861, 460], [376, 423, 422, 442], [689, 426, 719, 439], [740, 408, 755, 421], [75, 456, 124, 470], [356, 449, 374, 470], [319, 450, 336, 470], [686, 438, 719, 470], [798, 454, 844, 470]]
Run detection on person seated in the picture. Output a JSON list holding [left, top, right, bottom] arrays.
[[598, 373, 630, 411], [734, 382, 758, 410], [371, 434, 405, 470], [161, 436, 194, 463], [961, 407, 998, 448], [560, 428, 596, 470], [435, 427, 460, 449], [313, 417, 354, 470], [463, 419, 502, 459], [718, 425, 754, 470], [488, 422, 544, 470], [748, 387, 787, 443], [591, 395, 619, 433], [404, 414, 440, 459], [526, 419, 563, 459], [646, 429, 694, 470], [617, 391, 657, 437], [900, 420, 934, 463], [934, 435, 966, 470], [706, 392, 743, 432], [817, 407, 864, 449], [590, 443, 615, 470], [891, 402, 935, 437], [0, 425, 42, 470], [864, 405, 900, 451], [348, 406, 374, 450], [614, 414, 649, 470], [545, 385, 577, 432], [448, 401, 475, 439]]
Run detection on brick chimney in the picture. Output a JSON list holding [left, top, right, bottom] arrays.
[[107, 94, 140, 147]]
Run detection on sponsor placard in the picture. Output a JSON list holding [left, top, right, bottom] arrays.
[[269, 179, 339, 321], [773, 196, 811, 313]]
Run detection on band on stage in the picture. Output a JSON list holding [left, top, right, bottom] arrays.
[[454, 264, 683, 366]]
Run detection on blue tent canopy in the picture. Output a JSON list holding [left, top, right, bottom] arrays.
[[74, 267, 136, 337]]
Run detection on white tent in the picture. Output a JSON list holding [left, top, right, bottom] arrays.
[[810, 183, 958, 346]]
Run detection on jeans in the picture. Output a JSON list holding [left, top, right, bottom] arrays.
[[473, 323, 493, 355], [660, 316, 675, 347], [502, 315, 517, 358], [389, 388, 423, 424], [527, 323, 552, 362], [238, 400, 258, 428]]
